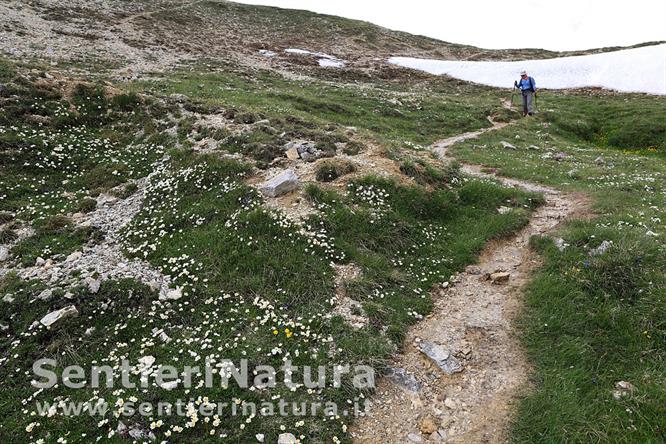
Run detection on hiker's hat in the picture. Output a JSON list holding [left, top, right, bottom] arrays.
[[520, 70, 527, 76]]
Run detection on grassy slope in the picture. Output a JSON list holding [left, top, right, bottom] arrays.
[[0, 56, 541, 443], [131, 64, 508, 147], [449, 92, 666, 442], [1, 2, 665, 436]]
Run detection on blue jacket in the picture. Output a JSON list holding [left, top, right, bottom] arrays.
[[518, 77, 536, 92]]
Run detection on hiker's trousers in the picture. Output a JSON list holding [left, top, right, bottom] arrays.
[[522, 90, 534, 115]]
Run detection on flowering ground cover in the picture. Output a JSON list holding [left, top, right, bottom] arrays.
[[0, 57, 541, 443]]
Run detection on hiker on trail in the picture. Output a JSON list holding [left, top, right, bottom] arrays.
[[515, 70, 537, 116]]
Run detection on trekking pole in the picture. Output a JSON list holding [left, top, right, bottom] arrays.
[[510, 83, 517, 108]]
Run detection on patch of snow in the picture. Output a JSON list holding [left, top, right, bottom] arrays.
[[388, 44, 666, 95], [258, 49, 277, 57], [284, 48, 346, 68], [319, 58, 345, 68], [285, 48, 331, 58]]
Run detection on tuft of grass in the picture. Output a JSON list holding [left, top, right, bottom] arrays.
[[343, 140, 366, 155], [0, 227, 18, 244], [0, 211, 14, 224], [315, 159, 356, 182], [110, 182, 138, 199], [399, 158, 461, 187], [73, 197, 97, 214]]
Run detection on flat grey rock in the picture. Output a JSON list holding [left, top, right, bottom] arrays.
[[40, 305, 79, 328], [386, 367, 421, 393], [259, 169, 300, 198], [419, 341, 463, 375]]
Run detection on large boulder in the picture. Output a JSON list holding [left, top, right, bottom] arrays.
[[259, 170, 300, 198]]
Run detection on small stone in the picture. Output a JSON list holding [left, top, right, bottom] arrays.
[[35, 257, 46, 266], [152, 328, 172, 343], [612, 380, 636, 399], [589, 240, 612, 257], [259, 169, 300, 198], [444, 398, 457, 410], [96, 194, 119, 207], [128, 427, 155, 441], [37, 289, 53, 301], [490, 272, 511, 284], [160, 380, 179, 390], [161, 287, 182, 301], [256, 434, 265, 442], [277, 433, 297, 444], [594, 156, 605, 165], [40, 305, 78, 328], [419, 417, 438, 434], [63, 291, 75, 300], [419, 341, 463, 374], [67, 251, 83, 262], [139, 355, 155, 368], [407, 432, 423, 443], [500, 141, 517, 150], [85, 327, 95, 336], [616, 380, 634, 391], [85, 277, 101, 293], [285, 147, 300, 160], [0, 246, 9, 262], [554, 237, 568, 252], [386, 367, 421, 393]]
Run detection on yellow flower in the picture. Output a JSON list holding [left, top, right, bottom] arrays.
[[272, 329, 279, 335], [285, 328, 293, 338]]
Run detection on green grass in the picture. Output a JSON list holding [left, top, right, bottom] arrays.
[[2, 45, 664, 443], [0, 66, 168, 221], [448, 91, 666, 443], [10, 215, 102, 266], [1, 132, 539, 442], [131, 66, 506, 147], [315, 159, 357, 182]]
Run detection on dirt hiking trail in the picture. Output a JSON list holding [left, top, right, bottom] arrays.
[[352, 118, 590, 443]]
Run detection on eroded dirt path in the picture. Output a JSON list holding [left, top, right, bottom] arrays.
[[352, 121, 590, 443]]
